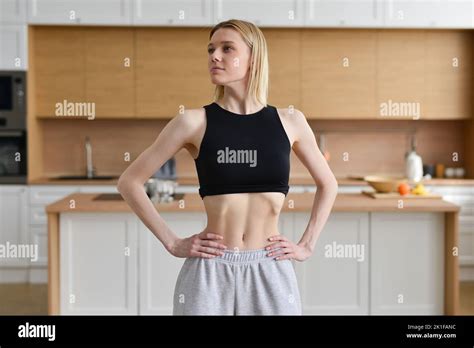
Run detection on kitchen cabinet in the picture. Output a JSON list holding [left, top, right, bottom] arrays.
[[370, 212, 444, 315], [264, 29, 301, 108], [0, 0, 27, 24], [0, 25, 27, 70], [28, 0, 132, 25], [60, 212, 138, 315], [34, 27, 85, 117], [293, 212, 369, 315], [133, 0, 212, 26], [214, 0, 304, 27], [84, 28, 135, 118], [138, 212, 207, 314], [384, 0, 473, 29], [305, 0, 383, 28], [27, 185, 118, 283], [301, 30, 377, 119], [34, 27, 135, 118], [0, 186, 28, 272], [424, 31, 472, 120], [376, 30, 425, 120], [427, 185, 474, 280], [135, 28, 213, 118]]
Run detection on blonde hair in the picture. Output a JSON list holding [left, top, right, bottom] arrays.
[[209, 19, 269, 106]]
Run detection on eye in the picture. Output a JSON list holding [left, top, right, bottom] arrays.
[[223, 46, 232, 52]]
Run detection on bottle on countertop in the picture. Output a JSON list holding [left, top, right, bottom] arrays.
[[405, 134, 423, 183]]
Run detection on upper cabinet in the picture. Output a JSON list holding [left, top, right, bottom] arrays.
[[34, 27, 135, 118], [133, 0, 212, 26], [305, 0, 383, 28], [0, 0, 27, 24], [214, 0, 304, 27], [27, 0, 133, 25], [0, 25, 28, 70], [385, 0, 473, 29]]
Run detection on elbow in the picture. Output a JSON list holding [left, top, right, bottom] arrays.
[[117, 174, 129, 194]]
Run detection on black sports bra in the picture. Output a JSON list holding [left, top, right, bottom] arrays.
[[194, 102, 291, 199]]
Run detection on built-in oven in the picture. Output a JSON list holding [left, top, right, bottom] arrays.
[[0, 130, 27, 184], [0, 71, 27, 183], [0, 71, 26, 129]]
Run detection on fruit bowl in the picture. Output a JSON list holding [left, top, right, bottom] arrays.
[[363, 175, 408, 193]]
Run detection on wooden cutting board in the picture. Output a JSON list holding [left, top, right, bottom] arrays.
[[362, 190, 442, 199]]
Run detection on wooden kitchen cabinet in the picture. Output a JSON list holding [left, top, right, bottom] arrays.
[[84, 27, 135, 118], [376, 30, 425, 120], [135, 28, 213, 118], [301, 30, 377, 119], [35, 27, 85, 117], [35, 27, 135, 118], [424, 31, 472, 119], [264, 29, 301, 108]]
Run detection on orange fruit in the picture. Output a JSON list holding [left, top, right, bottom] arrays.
[[398, 183, 411, 195]]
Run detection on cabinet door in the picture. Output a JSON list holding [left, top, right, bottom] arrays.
[[138, 212, 207, 315], [301, 30, 377, 119], [0, 25, 27, 70], [34, 27, 85, 117], [293, 212, 369, 314], [0, 186, 28, 268], [264, 29, 301, 108], [60, 212, 138, 314], [370, 212, 444, 315], [28, 0, 132, 25], [84, 28, 135, 118], [376, 30, 425, 120], [385, 0, 473, 28], [134, 0, 212, 26], [135, 28, 213, 118], [0, 0, 27, 24], [305, 0, 383, 28], [214, 0, 304, 27], [424, 31, 472, 119]]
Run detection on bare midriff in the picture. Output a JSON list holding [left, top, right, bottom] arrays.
[[201, 192, 286, 251]]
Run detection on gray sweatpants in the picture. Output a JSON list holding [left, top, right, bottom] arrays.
[[172, 248, 302, 315]]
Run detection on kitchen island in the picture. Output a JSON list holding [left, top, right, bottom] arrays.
[[46, 192, 460, 315]]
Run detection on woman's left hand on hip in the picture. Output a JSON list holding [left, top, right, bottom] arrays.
[[265, 235, 312, 262]]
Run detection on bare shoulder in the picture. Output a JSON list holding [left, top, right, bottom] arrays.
[[276, 107, 307, 125]]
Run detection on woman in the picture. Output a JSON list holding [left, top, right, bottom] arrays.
[[117, 19, 338, 315]]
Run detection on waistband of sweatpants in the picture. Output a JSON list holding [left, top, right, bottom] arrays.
[[212, 247, 281, 264]]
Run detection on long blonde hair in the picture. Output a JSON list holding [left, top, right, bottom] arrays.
[[209, 19, 269, 106]]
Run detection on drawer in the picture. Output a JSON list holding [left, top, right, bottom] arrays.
[[30, 225, 48, 266], [79, 185, 118, 193], [29, 186, 80, 205]]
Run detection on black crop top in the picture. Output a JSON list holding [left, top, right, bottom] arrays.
[[194, 102, 291, 199]]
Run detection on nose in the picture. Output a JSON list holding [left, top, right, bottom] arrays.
[[211, 51, 221, 63]]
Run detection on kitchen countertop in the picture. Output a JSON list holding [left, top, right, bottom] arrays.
[[46, 192, 460, 213], [30, 176, 474, 186]]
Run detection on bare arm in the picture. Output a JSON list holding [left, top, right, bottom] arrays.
[[117, 111, 195, 252], [292, 109, 338, 253]]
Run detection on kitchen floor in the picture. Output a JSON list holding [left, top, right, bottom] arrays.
[[0, 282, 473, 315]]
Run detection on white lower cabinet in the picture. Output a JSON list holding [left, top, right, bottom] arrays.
[[370, 212, 444, 315], [138, 212, 207, 315], [0, 186, 28, 272], [293, 212, 369, 315], [60, 212, 138, 315]]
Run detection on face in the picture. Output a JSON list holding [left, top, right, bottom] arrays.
[[207, 28, 252, 86]]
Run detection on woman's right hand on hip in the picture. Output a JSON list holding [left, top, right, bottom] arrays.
[[169, 231, 228, 258]]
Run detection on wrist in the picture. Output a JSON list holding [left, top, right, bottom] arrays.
[[298, 240, 315, 253], [165, 236, 180, 254]]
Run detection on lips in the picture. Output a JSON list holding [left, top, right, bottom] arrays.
[[211, 67, 224, 71]]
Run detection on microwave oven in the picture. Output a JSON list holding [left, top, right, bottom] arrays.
[[0, 71, 26, 130]]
